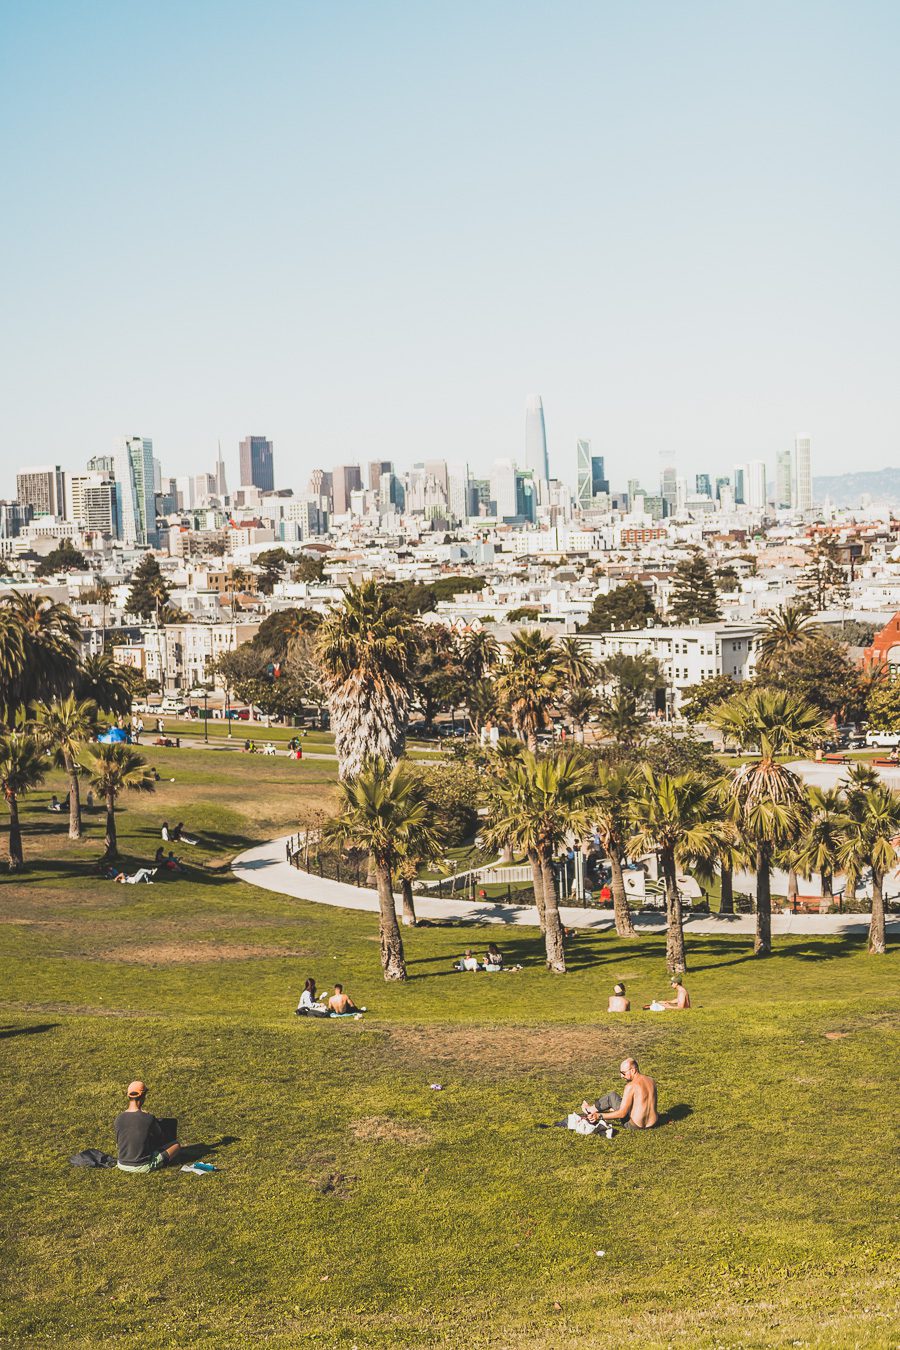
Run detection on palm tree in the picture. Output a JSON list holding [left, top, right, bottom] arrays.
[[796, 785, 849, 908], [561, 686, 599, 744], [756, 604, 821, 672], [465, 677, 498, 734], [480, 744, 546, 929], [326, 758, 438, 979], [317, 582, 416, 779], [34, 696, 98, 839], [629, 769, 721, 973], [595, 690, 644, 747], [0, 592, 81, 722], [591, 764, 638, 937], [555, 637, 597, 689], [0, 607, 26, 723], [0, 732, 46, 869], [393, 802, 448, 928], [711, 688, 828, 954], [458, 629, 499, 682], [482, 749, 595, 971], [838, 781, 900, 955], [495, 630, 560, 751], [75, 653, 135, 717], [80, 744, 156, 860]]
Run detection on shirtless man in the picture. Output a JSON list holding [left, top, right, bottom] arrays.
[[327, 984, 362, 1014], [607, 982, 630, 1012], [659, 975, 691, 1010], [587, 1057, 658, 1129]]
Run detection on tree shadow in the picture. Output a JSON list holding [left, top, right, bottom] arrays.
[[0, 1022, 60, 1039], [179, 1135, 241, 1163]]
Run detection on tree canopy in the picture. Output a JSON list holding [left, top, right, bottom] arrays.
[[667, 550, 720, 624], [581, 580, 658, 632]]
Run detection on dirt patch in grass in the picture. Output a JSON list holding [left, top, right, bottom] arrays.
[[349, 1115, 430, 1146], [96, 942, 307, 965], [377, 1023, 661, 1075]]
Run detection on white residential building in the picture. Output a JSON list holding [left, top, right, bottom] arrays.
[[579, 622, 762, 710]]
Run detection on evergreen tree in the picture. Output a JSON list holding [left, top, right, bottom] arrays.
[[126, 554, 170, 619], [36, 540, 89, 576], [581, 580, 657, 632], [668, 550, 720, 623], [797, 535, 848, 610]]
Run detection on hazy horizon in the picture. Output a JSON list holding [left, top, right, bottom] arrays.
[[2, 1, 898, 498]]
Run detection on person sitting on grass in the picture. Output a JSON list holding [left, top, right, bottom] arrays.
[[453, 949, 480, 972], [296, 977, 330, 1017], [482, 943, 504, 971], [327, 984, 365, 1015], [161, 821, 170, 841], [153, 847, 182, 873], [114, 1080, 182, 1173], [644, 976, 691, 1011], [608, 982, 630, 1012], [171, 822, 198, 846], [594, 1058, 658, 1129]]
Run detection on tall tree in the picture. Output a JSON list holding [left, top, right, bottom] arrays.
[[680, 673, 738, 724], [317, 581, 416, 778], [0, 732, 46, 869], [495, 630, 560, 751], [756, 604, 821, 672], [555, 637, 598, 690], [126, 554, 170, 619], [838, 781, 900, 955], [667, 549, 721, 624], [0, 593, 81, 722], [581, 580, 657, 633], [35, 540, 89, 576], [796, 785, 849, 908], [80, 743, 156, 859], [75, 653, 135, 718], [326, 758, 439, 979], [798, 535, 847, 610], [34, 696, 98, 840], [595, 690, 644, 747], [711, 688, 827, 955], [482, 750, 594, 971], [592, 764, 638, 937], [560, 686, 599, 744], [628, 769, 721, 972]]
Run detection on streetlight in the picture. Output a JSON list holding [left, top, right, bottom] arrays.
[[203, 685, 209, 743]]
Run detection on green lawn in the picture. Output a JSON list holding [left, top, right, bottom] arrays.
[[1, 752, 898, 1348]]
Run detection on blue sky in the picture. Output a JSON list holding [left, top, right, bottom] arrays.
[[1, 1, 898, 496]]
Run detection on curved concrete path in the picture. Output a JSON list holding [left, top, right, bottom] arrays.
[[232, 835, 896, 936]]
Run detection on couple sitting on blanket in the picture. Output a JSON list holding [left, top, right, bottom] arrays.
[[295, 977, 365, 1019], [453, 943, 506, 972]]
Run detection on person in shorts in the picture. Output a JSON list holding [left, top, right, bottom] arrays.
[[114, 1081, 182, 1173]]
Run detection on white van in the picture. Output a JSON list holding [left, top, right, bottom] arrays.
[[865, 730, 900, 748], [160, 697, 188, 715]]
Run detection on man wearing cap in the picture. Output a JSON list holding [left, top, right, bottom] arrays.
[[608, 982, 630, 1012], [114, 1081, 182, 1173]]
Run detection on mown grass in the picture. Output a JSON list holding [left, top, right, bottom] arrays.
[[1, 751, 898, 1348]]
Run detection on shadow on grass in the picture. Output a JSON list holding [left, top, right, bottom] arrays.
[[0, 1022, 60, 1039], [658, 1103, 693, 1125], [686, 934, 866, 972], [179, 1135, 241, 1163]]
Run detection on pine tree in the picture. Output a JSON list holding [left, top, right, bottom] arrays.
[[797, 536, 848, 611], [668, 550, 720, 624], [126, 554, 170, 619]]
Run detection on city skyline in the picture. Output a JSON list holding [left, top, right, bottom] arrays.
[[1, 4, 898, 492]]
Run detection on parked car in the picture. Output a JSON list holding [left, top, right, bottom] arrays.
[[865, 730, 900, 748], [160, 698, 189, 715]]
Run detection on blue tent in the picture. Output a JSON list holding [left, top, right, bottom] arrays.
[[98, 726, 131, 744]]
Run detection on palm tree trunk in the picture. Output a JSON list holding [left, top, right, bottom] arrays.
[[575, 722, 585, 745], [822, 870, 833, 904], [662, 845, 686, 974], [868, 867, 886, 955], [375, 864, 406, 980], [528, 848, 546, 932], [540, 854, 566, 972], [755, 841, 772, 956], [608, 850, 636, 937], [6, 793, 23, 870], [720, 862, 734, 914], [104, 789, 118, 860], [787, 866, 799, 905], [526, 731, 538, 753], [400, 876, 417, 927], [65, 751, 82, 841]]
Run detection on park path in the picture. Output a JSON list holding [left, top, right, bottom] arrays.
[[231, 834, 895, 935]]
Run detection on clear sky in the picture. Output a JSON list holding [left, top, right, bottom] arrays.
[[1, 0, 898, 497]]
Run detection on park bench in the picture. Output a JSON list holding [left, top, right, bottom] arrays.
[[822, 753, 850, 765], [790, 896, 829, 914]]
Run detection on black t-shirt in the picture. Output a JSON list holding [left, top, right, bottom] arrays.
[[114, 1110, 164, 1165]]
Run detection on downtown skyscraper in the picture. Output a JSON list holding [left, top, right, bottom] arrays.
[[115, 436, 157, 547], [239, 435, 275, 492], [524, 395, 549, 484]]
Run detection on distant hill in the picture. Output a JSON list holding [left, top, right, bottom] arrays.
[[813, 467, 900, 507]]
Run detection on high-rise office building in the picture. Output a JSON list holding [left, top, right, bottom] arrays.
[[16, 465, 66, 517], [215, 443, 228, 498], [695, 473, 712, 498], [794, 435, 812, 512], [732, 466, 747, 505], [660, 465, 678, 516], [308, 469, 333, 506], [715, 476, 730, 502], [576, 440, 609, 508], [332, 465, 363, 515], [447, 464, 470, 522], [746, 460, 767, 511], [524, 395, 550, 484], [368, 461, 393, 493], [67, 472, 118, 536], [239, 435, 274, 492], [115, 436, 158, 547], [87, 455, 115, 475], [775, 449, 794, 509]]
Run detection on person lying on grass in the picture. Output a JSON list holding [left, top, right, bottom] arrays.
[[608, 982, 630, 1012], [453, 949, 480, 972], [644, 976, 691, 1011], [327, 984, 365, 1015], [115, 1080, 182, 1173]]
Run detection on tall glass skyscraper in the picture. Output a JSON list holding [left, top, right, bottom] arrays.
[[115, 437, 157, 547], [524, 395, 549, 484], [239, 435, 275, 492], [794, 435, 812, 511]]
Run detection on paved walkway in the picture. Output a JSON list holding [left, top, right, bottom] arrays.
[[232, 835, 895, 935]]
